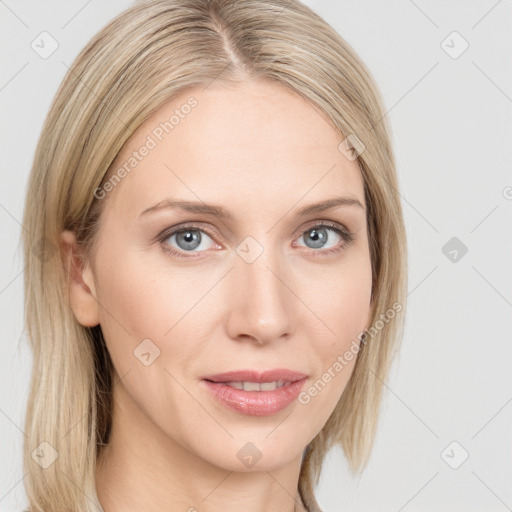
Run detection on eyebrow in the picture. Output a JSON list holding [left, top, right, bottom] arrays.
[[139, 196, 365, 219]]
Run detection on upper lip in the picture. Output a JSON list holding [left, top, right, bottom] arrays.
[[202, 369, 308, 383]]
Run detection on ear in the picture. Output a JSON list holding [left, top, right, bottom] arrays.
[[59, 230, 100, 327]]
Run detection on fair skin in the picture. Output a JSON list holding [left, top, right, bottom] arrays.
[[60, 78, 373, 512]]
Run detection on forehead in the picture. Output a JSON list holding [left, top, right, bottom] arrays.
[[102, 79, 364, 220]]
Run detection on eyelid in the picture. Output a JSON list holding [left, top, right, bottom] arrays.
[[292, 219, 351, 240], [156, 221, 217, 242]]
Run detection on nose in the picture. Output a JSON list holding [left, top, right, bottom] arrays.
[[225, 243, 294, 346]]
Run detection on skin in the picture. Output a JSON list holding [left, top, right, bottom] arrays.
[[60, 78, 373, 512]]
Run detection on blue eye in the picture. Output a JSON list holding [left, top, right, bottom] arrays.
[[158, 221, 354, 259], [296, 225, 344, 250], [160, 225, 218, 258]]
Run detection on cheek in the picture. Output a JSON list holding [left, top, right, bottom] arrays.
[[91, 251, 214, 436], [299, 250, 372, 345], [92, 247, 221, 376], [294, 253, 372, 419]]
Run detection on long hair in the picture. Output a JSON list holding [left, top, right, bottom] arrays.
[[21, 1, 407, 510]]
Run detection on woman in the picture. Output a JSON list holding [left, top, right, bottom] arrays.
[[21, 1, 407, 511]]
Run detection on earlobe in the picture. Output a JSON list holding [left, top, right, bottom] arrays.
[[59, 230, 100, 327]]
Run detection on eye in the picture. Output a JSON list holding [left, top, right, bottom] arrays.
[[159, 224, 219, 259], [293, 221, 354, 256]]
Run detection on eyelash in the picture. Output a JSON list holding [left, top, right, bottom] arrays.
[[157, 221, 355, 260]]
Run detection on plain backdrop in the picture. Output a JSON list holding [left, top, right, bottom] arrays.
[[1, 1, 511, 511]]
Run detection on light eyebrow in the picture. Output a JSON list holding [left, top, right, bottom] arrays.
[[296, 197, 365, 215], [139, 196, 365, 219], [139, 199, 234, 219]]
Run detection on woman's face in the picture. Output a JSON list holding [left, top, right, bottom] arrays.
[[69, 79, 372, 472]]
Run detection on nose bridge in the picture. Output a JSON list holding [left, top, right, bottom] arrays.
[[227, 235, 293, 343]]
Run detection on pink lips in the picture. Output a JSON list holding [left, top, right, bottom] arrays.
[[200, 368, 308, 416]]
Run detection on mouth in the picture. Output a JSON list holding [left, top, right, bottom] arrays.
[[200, 369, 308, 416]]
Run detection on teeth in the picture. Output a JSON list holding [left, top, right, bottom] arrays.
[[223, 380, 290, 391], [259, 381, 280, 391], [225, 381, 244, 390]]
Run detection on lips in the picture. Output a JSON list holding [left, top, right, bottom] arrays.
[[200, 368, 309, 416], [201, 379, 307, 416]]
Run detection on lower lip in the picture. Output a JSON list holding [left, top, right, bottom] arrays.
[[200, 378, 308, 416]]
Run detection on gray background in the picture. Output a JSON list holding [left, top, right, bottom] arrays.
[[1, 1, 511, 511]]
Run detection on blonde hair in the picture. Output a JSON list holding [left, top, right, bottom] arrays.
[[21, 1, 407, 511]]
